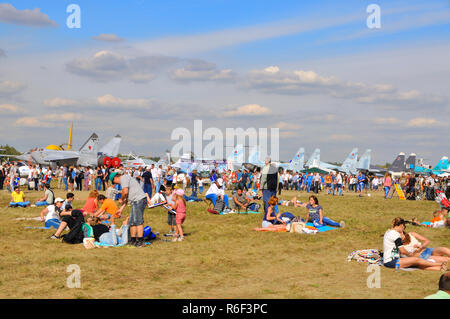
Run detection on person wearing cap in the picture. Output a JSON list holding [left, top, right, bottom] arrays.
[[49, 203, 85, 240], [35, 183, 54, 207], [40, 197, 65, 230], [110, 171, 148, 247], [205, 178, 230, 210], [258, 157, 279, 218]]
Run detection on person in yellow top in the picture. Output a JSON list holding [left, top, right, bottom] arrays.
[[9, 186, 30, 208], [324, 174, 333, 195], [95, 194, 126, 224]]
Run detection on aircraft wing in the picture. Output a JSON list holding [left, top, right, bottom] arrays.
[[303, 166, 332, 174], [38, 153, 79, 162]]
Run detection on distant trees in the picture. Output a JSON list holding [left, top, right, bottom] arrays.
[[0, 145, 21, 159]]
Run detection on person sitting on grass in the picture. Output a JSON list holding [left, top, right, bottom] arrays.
[[304, 195, 345, 228], [61, 192, 75, 211], [82, 190, 98, 216], [401, 231, 450, 264], [95, 217, 130, 246], [261, 196, 285, 228], [35, 183, 54, 207], [49, 204, 85, 240], [9, 186, 30, 208], [425, 273, 450, 299], [233, 187, 251, 212], [40, 197, 65, 229], [382, 217, 447, 271], [205, 178, 230, 211], [169, 189, 187, 242], [94, 194, 126, 224]]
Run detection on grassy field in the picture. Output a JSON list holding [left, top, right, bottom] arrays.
[[0, 185, 448, 299]]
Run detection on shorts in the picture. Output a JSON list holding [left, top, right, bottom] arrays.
[[176, 213, 186, 225], [326, 183, 331, 188], [419, 248, 434, 260], [168, 213, 176, 226], [129, 197, 147, 226], [383, 258, 398, 269]]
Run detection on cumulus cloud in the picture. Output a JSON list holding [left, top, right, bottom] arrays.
[[44, 98, 78, 107], [66, 51, 179, 83], [0, 80, 26, 96], [243, 66, 447, 109], [222, 104, 272, 117], [373, 117, 401, 125], [0, 103, 23, 113], [14, 113, 82, 128], [92, 33, 125, 42], [96, 94, 152, 108], [0, 3, 57, 27], [407, 117, 442, 127], [170, 60, 236, 83]]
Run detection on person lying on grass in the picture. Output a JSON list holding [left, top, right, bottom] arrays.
[[261, 196, 285, 228], [304, 195, 345, 228], [382, 217, 447, 271], [279, 196, 307, 208], [400, 231, 450, 264], [49, 204, 85, 240], [96, 217, 130, 246], [94, 194, 126, 225]]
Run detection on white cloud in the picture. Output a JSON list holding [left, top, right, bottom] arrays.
[[273, 121, 301, 130], [0, 80, 26, 96], [244, 66, 447, 109], [96, 94, 152, 108], [0, 103, 23, 113], [0, 3, 57, 27], [407, 118, 442, 127], [170, 60, 236, 83], [44, 98, 78, 107], [92, 33, 125, 42], [14, 113, 82, 128], [222, 104, 272, 117], [373, 117, 401, 125], [66, 51, 179, 83]]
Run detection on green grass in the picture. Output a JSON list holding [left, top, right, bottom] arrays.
[[0, 186, 448, 299]]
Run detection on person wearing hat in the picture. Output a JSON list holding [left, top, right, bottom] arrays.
[[110, 171, 148, 247], [205, 178, 230, 210], [35, 183, 55, 207]]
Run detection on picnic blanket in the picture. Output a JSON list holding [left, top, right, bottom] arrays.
[[94, 241, 151, 247], [254, 223, 338, 233], [220, 210, 261, 215]]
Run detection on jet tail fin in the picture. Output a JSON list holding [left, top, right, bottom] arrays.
[[79, 133, 99, 155], [305, 148, 320, 168], [99, 135, 121, 157], [289, 147, 305, 171], [405, 153, 416, 172], [340, 148, 358, 172], [357, 149, 371, 170], [388, 152, 406, 172], [433, 156, 449, 171]]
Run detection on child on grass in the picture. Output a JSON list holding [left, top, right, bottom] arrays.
[[170, 189, 187, 242]]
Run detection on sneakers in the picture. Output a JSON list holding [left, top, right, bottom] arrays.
[[49, 234, 60, 240], [134, 240, 145, 247], [340, 221, 346, 228], [172, 235, 185, 242]]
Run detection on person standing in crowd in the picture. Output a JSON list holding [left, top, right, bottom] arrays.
[[0, 163, 5, 190], [383, 172, 393, 199], [95, 166, 103, 191], [258, 157, 279, 218], [110, 171, 148, 247], [142, 166, 153, 200]]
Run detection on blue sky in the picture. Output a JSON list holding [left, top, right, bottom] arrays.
[[1, 1, 449, 164]]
